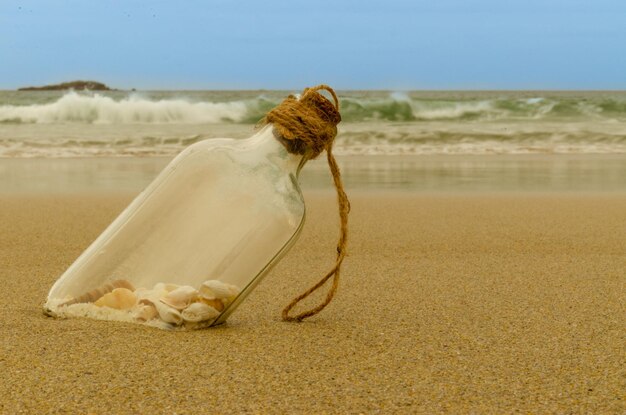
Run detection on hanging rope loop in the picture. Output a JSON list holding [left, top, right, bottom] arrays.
[[258, 84, 349, 322]]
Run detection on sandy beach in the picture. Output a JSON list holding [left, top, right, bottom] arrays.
[[1, 191, 624, 413], [4, 0, 626, 412]]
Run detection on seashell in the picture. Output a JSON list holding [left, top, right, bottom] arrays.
[[153, 301, 183, 325], [94, 288, 137, 310], [135, 287, 166, 303], [160, 285, 199, 310], [181, 302, 220, 323], [133, 303, 158, 322], [199, 297, 225, 312], [199, 280, 240, 301], [142, 297, 183, 325], [135, 287, 168, 304], [154, 282, 180, 293], [60, 279, 135, 306]]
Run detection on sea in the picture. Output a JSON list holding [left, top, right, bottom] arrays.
[[1, 90, 626, 193]]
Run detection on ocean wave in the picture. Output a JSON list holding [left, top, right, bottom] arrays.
[[3, 91, 626, 125], [340, 95, 626, 122], [0, 92, 257, 124]]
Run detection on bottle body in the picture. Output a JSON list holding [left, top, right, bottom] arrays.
[[44, 125, 306, 329]]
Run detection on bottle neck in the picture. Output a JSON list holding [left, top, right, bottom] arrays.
[[247, 125, 307, 176]]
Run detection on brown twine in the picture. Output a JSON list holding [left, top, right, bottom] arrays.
[[258, 85, 349, 322]]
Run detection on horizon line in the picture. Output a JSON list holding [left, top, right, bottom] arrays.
[[3, 87, 626, 92]]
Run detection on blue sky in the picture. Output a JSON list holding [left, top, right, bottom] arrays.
[[1, 0, 625, 90]]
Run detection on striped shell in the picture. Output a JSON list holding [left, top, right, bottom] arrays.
[[60, 279, 135, 307]]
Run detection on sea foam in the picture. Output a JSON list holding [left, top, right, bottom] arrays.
[[2, 90, 626, 157], [3, 90, 626, 125], [0, 92, 250, 124]]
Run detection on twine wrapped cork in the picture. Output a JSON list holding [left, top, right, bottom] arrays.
[[259, 85, 349, 322]]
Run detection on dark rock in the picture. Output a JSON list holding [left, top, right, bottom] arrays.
[[18, 81, 113, 91]]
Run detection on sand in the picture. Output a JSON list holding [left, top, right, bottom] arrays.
[[0, 192, 624, 413]]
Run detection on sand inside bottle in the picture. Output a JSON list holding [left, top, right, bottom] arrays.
[[46, 278, 241, 330]]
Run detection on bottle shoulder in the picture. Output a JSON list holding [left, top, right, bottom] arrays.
[[161, 136, 305, 211]]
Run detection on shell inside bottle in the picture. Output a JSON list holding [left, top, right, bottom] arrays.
[[46, 279, 241, 330]]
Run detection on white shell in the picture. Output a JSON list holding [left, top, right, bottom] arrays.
[[133, 303, 158, 322], [153, 301, 183, 325], [199, 297, 225, 312], [181, 302, 220, 323], [199, 280, 239, 301], [94, 288, 137, 310], [135, 287, 168, 303], [159, 285, 199, 310], [154, 282, 180, 293]]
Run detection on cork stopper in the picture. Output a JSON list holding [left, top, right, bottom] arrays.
[[260, 85, 341, 159]]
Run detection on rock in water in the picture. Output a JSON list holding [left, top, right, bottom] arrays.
[[18, 80, 113, 91]]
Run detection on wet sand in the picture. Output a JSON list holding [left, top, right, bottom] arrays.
[[2, 154, 626, 195], [0, 192, 625, 413]]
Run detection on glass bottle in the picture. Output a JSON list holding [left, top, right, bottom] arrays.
[[44, 123, 308, 330]]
